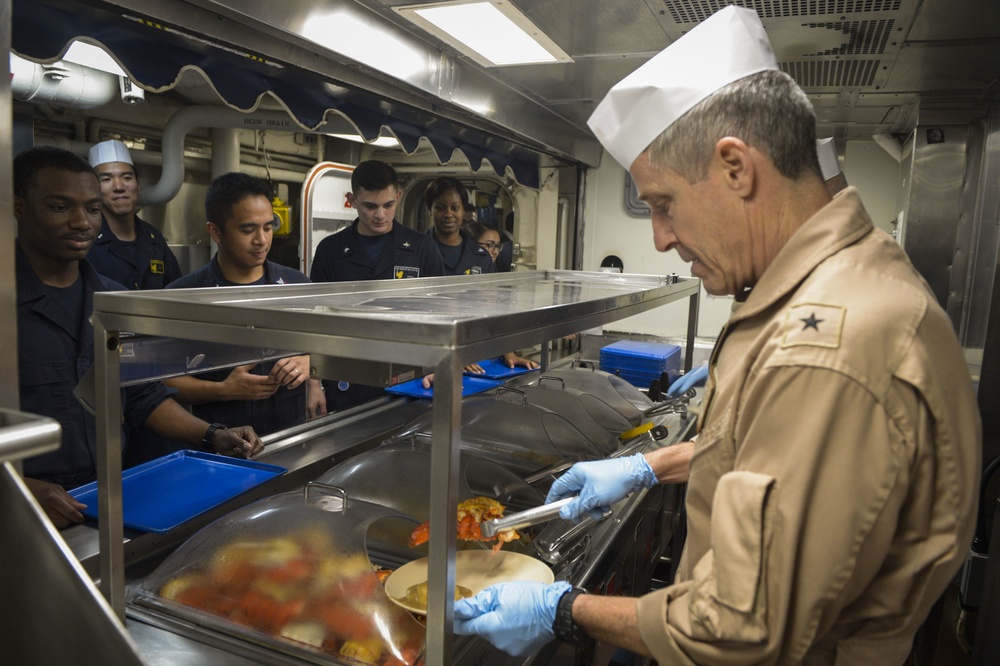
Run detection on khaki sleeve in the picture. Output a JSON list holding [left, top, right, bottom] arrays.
[[636, 367, 911, 664]]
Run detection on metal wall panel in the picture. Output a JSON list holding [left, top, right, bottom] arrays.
[[899, 123, 970, 329], [965, 103, 1000, 351]]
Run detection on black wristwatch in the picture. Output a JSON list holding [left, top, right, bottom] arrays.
[[202, 422, 227, 449], [553, 586, 589, 646]]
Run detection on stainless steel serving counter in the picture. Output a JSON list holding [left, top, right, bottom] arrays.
[[88, 270, 700, 665], [117, 396, 696, 666]]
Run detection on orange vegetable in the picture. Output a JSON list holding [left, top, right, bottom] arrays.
[[408, 497, 519, 551], [313, 602, 373, 642]]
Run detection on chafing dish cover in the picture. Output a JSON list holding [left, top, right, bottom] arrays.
[[131, 486, 424, 665], [317, 442, 546, 525], [385, 389, 618, 473], [513, 365, 654, 427]]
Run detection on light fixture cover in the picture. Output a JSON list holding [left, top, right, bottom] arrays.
[[394, 1, 572, 68]]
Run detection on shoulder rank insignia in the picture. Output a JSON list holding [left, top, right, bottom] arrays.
[[781, 302, 845, 349]]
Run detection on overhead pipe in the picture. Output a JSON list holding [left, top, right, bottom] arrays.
[[211, 128, 241, 178], [140, 106, 358, 206], [10, 54, 118, 109], [35, 136, 309, 184]]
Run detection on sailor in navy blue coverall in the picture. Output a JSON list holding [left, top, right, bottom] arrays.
[[17, 244, 171, 489], [309, 161, 445, 411], [165, 172, 325, 433], [420, 178, 536, 387], [87, 140, 187, 466], [14, 147, 263, 528], [311, 218, 444, 283], [425, 177, 495, 276], [86, 140, 183, 290]]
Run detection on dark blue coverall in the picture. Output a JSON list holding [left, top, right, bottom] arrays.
[[87, 215, 183, 290], [427, 227, 496, 276], [310, 220, 446, 411], [166, 258, 311, 436], [16, 246, 173, 488]]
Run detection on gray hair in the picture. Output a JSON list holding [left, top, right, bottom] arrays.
[[646, 70, 820, 183]]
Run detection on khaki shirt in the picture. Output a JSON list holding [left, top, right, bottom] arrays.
[[636, 188, 981, 665]]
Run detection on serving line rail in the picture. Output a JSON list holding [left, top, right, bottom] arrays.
[[91, 269, 700, 665]]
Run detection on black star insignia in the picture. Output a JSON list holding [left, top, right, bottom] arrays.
[[800, 312, 824, 331]]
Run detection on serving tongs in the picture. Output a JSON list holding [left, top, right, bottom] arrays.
[[481, 498, 575, 538], [641, 387, 696, 418]]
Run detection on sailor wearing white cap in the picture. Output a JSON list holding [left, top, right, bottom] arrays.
[[88, 139, 186, 465], [452, 6, 979, 664], [87, 139, 182, 291], [816, 137, 849, 195]]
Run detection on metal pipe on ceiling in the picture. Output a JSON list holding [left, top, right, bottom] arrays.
[[137, 105, 359, 205], [10, 54, 118, 109]]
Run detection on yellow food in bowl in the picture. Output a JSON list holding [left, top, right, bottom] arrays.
[[402, 581, 473, 610]]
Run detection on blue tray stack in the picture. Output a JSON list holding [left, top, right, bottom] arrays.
[[599, 340, 682, 390]]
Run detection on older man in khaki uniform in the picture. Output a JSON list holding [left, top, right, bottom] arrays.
[[453, 6, 981, 664]]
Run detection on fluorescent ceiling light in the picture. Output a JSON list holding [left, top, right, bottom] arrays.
[[395, 1, 572, 67], [63, 41, 126, 76], [302, 10, 427, 81], [328, 133, 401, 148]]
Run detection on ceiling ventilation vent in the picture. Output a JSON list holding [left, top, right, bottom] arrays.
[[802, 19, 895, 56], [662, 0, 903, 23], [781, 59, 881, 88]]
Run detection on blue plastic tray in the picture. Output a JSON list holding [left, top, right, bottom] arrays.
[[69, 450, 285, 533], [385, 375, 502, 399], [464, 358, 539, 380]]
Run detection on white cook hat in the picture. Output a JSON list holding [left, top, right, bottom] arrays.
[[88, 139, 133, 168], [587, 5, 779, 170], [816, 137, 842, 180]]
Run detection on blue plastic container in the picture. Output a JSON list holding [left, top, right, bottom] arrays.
[[599, 340, 682, 390]]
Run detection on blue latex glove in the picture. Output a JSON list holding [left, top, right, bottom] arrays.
[[545, 453, 656, 522], [454, 580, 572, 657], [667, 364, 709, 397]]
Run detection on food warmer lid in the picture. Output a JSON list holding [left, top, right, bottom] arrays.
[[316, 441, 589, 569], [130, 485, 425, 666], [385, 389, 615, 473], [316, 442, 546, 524], [512, 364, 654, 425], [502, 383, 636, 443]]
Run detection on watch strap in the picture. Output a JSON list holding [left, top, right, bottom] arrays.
[[553, 587, 588, 646], [202, 422, 227, 450]]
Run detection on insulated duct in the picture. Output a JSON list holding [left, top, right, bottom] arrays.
[[9, 54, 117, 109], [34, 136, 308, 184], [140, 106, 357, 205]]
